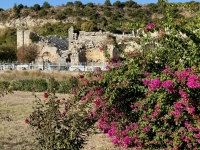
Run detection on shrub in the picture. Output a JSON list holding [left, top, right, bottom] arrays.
[[47, 77, 59, 92], [55, 12, 66, 20], [29, 32, 39, 42], [57, 77, 79, 94], [37, 9, 48, 18], [26, 92, 96, 149], [67, 18, 200, 149], [11, 79, 34, 91], [17, 44, 39, 63], [34, 79, 47, 92], [0, 81, 10, 90]]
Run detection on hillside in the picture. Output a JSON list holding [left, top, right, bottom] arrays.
[[0, 1, 199, 34]]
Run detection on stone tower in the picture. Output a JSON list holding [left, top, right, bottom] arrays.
[[17, 29, 32, 49], [68, 26, 78, 49]]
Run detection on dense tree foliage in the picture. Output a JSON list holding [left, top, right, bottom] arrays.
[[104, 0, 112, 6], [42, 1, 51, 9], [5, 1, 200, 35], [0, 45, 17, 61], [32, 4, 41, 11]]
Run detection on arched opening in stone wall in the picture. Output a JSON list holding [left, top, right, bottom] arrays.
[[66, 53, 72, 62]]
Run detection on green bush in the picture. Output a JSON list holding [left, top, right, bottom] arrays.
[[34, 79, 47, 92], [11, 79, 34, 91], [0, 81, 10, 89], [37, 9, 48, 18], [29, 32, 39, 42], [55, 12, 66, 20], [27, 92, 96, 149], [47, 77, 59, 92]]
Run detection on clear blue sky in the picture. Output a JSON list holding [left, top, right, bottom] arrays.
[[1, 0, 196, 10]]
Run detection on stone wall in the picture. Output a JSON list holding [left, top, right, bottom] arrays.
[[85, 48, 105, 62]]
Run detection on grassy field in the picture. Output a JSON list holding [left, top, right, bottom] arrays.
[[0, 91, 130, 150]]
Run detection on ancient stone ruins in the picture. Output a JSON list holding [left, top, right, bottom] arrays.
[[17, 26, 149, 64]]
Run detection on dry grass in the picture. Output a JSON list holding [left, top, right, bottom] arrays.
[[0, 70, 80, 82], [0, 91, 40, 150], [0, 91, 131, 150]]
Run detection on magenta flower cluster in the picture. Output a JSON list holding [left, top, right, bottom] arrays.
[[145, 23, 156, 31], [76, 64, 200, 149]]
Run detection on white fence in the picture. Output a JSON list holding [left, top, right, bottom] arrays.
[[0, 62, 108, 72]]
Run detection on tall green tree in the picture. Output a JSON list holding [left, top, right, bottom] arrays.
[[32, 4, 41, 11], [104, 0, 112, 6], [13, 3, 20, 18], [42, 1, 51, 9], [74, 1, 83, 8], [66, 2, 73, 7]]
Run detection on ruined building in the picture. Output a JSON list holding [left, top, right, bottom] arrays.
[[17, 26, 144, 64]]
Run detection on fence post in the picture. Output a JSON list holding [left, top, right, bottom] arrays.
[[12, 63, 15, 70], [3, 64, 5, 70], [92, 62, 94, 71], [58, 62, 60, 71]]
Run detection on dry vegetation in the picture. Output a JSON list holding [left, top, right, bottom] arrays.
[[0, 70, 79, 82], [0, 91, 130, 150]]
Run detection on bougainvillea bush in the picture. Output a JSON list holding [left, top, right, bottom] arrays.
[[26, 3, 200, 149], [70, 19, 200, 149]]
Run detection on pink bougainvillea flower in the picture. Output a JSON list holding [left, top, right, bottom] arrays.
[[133, 123, 139, 130], [167, 87, 176, 93], [162, 80, 174, 88], [65, 99, 69, 103], [148, 78, 161, 92], [56, 99, 60, 103], [25, 119, 29, 123], [144, 72, 150, 78], [110, 57, 116, 63], [62, 110, 66, 115], [198, 140, 200, 144], [143, 79, 151, 86], [73, 89, 78, 95], [187, 106, 195, 114], [184, 121, 189, 127], [184, 137, 191, 142], [142, 125, 151, 132], [106, 65, 110, 71], [145, 23, 156, 31], [44, 93, 49, 98], [94, 100, 101, 106], [81, 96, 86, 101]]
